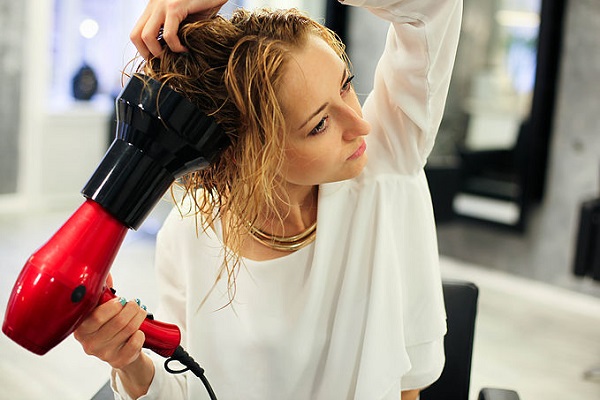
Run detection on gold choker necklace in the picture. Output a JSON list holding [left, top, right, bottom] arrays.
[[248, 221, 317, 252]]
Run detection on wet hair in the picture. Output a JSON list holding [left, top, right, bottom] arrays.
[[137, 8, 348, 299]]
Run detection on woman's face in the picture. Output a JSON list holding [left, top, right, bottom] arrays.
[[277, 35, 371, 188]]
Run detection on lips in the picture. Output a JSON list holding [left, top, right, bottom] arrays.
[[347, 140, 367, 160]]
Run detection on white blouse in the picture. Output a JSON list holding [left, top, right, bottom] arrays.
[[112, 0, 462, 399]]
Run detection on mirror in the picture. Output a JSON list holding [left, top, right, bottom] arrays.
[[428, 0, 566, 231]]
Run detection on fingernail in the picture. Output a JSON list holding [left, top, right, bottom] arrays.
[[141, 305, 147, 311], [119, 297, 127, 306], [135, 298, 141, 306]]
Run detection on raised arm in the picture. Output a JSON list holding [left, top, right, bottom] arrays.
[[343, 0, 463, 174]]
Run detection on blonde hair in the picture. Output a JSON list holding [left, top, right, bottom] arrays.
[[138, 8, 348, 299]]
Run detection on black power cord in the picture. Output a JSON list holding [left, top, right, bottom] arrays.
[[165, 345, 218, 400]]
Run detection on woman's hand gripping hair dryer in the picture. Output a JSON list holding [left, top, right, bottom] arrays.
[[2, 74, 228, 398]]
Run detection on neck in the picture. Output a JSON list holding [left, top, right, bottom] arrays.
[[260, 184, 318, 236]]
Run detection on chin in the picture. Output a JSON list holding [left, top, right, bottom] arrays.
[[330, 158, 369, 183], [349, 155, 368, 178]]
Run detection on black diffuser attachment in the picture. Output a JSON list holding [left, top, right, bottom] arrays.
[[82, 73, 229, 229]]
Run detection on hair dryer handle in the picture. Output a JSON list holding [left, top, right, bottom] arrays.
[[100, 287, 181, 358]]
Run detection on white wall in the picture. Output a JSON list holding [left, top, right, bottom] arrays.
[[0, 0, 145, 214]]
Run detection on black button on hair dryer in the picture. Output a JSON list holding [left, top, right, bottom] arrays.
[[2, 73, 227, 399]]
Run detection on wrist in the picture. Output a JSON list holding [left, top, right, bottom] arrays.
[[115, 353, 155, 398]]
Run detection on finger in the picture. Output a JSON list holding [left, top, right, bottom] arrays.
[[98, 301, 145, 343], [78, 301, 141, 354], [130, 10, 153, 59], [112, 330, 146, 370], [102, 304, 147, 366], [162, 11, 187, 53], [142, 12, 169, 57], [76, 300, 146, 361], [74, 297, 128, 355], [114, 302, 148, 342], [75, 297, 127, 337]]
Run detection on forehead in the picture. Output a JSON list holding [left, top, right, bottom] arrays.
[[277, 36, 346, 125]]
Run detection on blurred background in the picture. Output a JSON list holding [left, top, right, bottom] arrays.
[[0, 0, 598, 399]]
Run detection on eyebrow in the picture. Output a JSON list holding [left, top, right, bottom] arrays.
[[299, 102, 329, 130], [297, 68, 349, 131]]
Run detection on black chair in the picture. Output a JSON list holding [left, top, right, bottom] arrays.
[[93, 280, 521, 400], [421, 280, 520, 400]]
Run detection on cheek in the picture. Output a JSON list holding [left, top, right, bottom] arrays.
[[283, 146, 337, 183]]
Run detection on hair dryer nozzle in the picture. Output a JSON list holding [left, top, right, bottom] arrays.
[[82, 73, 229, 229]]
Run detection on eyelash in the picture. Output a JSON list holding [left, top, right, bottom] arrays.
[[341, 74, 355, 94], [310, 115, 329, 136], [308, 73, 355, 137]]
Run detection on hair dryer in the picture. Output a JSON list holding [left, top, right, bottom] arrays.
[[2, 73, 228, 397]]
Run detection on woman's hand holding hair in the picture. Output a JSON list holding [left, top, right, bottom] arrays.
[[131, 0, 228, 58]]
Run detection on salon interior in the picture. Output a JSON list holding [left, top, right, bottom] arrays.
[[0, 0, 598, 399]]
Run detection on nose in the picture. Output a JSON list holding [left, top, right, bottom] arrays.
[[341, 102, 371, 141]]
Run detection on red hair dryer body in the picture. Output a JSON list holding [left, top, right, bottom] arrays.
[[3, 200, 183, 357], [2, 74, 228, 364]]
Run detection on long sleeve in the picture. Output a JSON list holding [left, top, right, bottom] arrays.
[[343, 0, 462, 174]]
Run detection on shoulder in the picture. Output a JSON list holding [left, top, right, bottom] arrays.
[[155, 199, 224, 286], [157, 194, 221, 253], [158, 204, 196, 239], [160, 188, 217, 232]]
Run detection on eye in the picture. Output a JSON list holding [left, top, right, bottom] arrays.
[[341, 74, 355, 94], [309, 115, 329, 136]]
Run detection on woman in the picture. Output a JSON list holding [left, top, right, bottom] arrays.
[[74, 0, 462, 399]]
